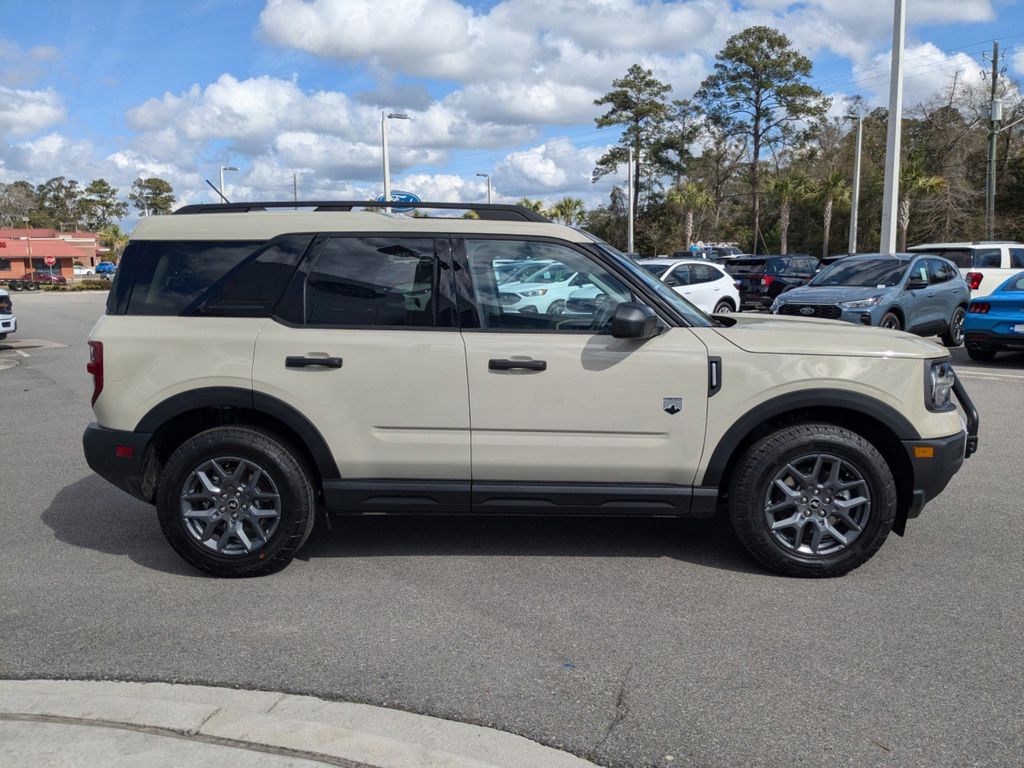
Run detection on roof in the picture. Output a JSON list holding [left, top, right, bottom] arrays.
[[0, 239, 90, 257], [130, 211, 590, 243], [638, 258, 721, 267], [0, 228, 58, 238], [909, 241, 1024, 250]]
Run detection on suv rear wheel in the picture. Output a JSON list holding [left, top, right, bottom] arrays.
[[156, 426, 315, 577], [727, 423, 896, 577]]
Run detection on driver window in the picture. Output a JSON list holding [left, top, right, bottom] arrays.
[[910, 261, 931, 285], [463, 239, 631, 332]]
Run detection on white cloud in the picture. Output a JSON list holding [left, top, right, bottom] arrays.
[[0, 86, 65, 137], [494, 137, 619, 197], [853, 43, 987, 108], [1012, 49, 1024, 78]]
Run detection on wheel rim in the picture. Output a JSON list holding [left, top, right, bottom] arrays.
[[714, 302, 732, 313], [763, 453, 871, 557], [179, 456, 282, 556], [549, 301, 566, 315], [881, 315, 899, 330], [951, 308, 964, 344]]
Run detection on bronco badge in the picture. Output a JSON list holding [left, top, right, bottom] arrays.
[[663, 397, 683, 415]]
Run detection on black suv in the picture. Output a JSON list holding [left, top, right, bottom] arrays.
[[725, 255, 818, 311]]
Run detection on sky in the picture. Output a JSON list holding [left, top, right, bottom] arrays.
[[1, 0, 1022, 219]]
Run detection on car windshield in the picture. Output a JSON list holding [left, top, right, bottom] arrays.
[[579, 234, 712, 327], [810, 259, 906, 287], [1004, 275, 1024, 292], [519, 263, 573, 283]]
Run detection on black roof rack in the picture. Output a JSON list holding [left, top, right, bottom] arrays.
[[172, 200, 549, 223]]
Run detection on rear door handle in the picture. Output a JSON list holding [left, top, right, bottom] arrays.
[[489, 358, 547, 372], [286, 356, 343, 369]]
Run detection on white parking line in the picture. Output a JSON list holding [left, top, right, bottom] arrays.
[[15, 350, 29, 358], [957, 370, 1024, 382]]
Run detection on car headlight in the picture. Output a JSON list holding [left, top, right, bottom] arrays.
[[926, 360, 955, 411], [840, 296, 882, 309], [518, 288, 548, 297]]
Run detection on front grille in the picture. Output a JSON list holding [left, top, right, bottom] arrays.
[[779, 303, 842, 319], [498, 292, 519, 306]]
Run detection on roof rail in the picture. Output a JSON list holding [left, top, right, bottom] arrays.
[[172, 200, 549, 223], [971, 240, 1019, 245]]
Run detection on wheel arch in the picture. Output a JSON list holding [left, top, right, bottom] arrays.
[[703, 390, 918, 534], [882, 305, 905, 326], [136, 387, 339, 492]]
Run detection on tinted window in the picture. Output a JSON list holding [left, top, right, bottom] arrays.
[[663, 266, 686, 286], [973, 249, 1001, 268], [639, 263, 667, 277], [189, 235, 312, 317], [908, 260, 931, 285], [305, 238, 436, 327], [1009, 249, 1024, 269], [766, 258, 788, 275], [690, 264, 720, 284], [919, 248, 970, 268], [126, 240, 261, 315], [811, 259, 906, 287], [0, 258, 9, 271], [725, 259, 767, 274], [928, 259, 954, 284], [1004, 276, 1024, 292]]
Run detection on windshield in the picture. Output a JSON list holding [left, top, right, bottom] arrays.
[[581, 235, 712, 327], [810, 259, 906, 287]]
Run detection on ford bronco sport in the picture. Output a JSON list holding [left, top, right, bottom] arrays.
[[83, 201, 979, 578]]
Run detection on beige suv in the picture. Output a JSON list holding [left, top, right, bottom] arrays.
[[83, 201, 979, 578]]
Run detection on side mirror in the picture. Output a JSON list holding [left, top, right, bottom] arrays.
[[612, 302, 661, 339], [906, 276, 928, 290]]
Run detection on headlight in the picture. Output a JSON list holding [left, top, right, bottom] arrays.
[[519, 288, 548, 297], [926, 360, 955, 411], [840, 296, 882, 309]]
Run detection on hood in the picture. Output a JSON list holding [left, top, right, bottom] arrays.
[[778, 285, 892, 304], [712, 313, 946, 359]]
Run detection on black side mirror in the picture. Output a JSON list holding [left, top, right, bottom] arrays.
[[612, 302, 661, 339], [906, 276, 928, 290]]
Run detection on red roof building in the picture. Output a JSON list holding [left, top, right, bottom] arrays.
[[0, 229, 103, 279]]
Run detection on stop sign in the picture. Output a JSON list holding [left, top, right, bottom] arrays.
[[43, 255, 56, 266]]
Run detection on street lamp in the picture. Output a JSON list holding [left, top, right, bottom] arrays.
[[381, 112, 410, 212], [844, 114, 864, 254], [475, 173, 492, 204], [879, 0, 906, 254], [219, 166, 238, 200]]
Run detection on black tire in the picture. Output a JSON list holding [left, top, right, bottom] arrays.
[[879, 311, 901, 330], [727, 423, 897, 577], [713, 299, 734, 314], [0, 333, 6, 341], [26, 282, 38, 291], [547, 300, 566, 315], [939, 306, 965, 347], [156, 426, 315, 577], [10, 282, 24, 291], [967, 347, 997, 362]]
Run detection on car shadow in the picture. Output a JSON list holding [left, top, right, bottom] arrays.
[[43, 476, 766, 576], [948, 347, 1024, 369]]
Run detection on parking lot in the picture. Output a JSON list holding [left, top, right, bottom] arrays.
[[1, 291, 1021, 768]]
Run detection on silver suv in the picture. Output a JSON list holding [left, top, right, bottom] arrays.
[[84, 202, 979, 578]]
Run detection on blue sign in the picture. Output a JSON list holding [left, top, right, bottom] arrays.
[[376, 190, 420, 213]]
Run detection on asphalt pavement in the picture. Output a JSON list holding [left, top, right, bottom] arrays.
[[1, 291, 1022, 768]]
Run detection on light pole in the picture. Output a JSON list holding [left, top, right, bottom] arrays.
[[219, 166, 238, 200], [475, 173, 492, 204], [879, 0, 906, 254], [845, 114, 864, 254], [627, 147, 635, 254], [381, 112, 409, 212]]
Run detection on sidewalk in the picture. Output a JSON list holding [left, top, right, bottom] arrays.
[[0, 679, 603, 768]]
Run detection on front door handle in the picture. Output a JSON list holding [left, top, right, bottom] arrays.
[[489, 358, 547, 372], [286, 356, 343, 369]]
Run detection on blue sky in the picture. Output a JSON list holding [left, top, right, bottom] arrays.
[[1, 0, 1022, 214]]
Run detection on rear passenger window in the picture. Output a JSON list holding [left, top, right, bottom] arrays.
[[126, 240, 261, 315], [689, 264, 719, 284], [973, 249, 1001, 268], [305, 238, 436, 327], [1010, 248, 1024, 269], [928, 260, 954, 284]]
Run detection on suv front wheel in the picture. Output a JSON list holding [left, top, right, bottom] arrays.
[[156, 426, 316, 577], [727, 423, 896, 577]]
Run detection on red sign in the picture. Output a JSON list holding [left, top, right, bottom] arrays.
[[44, 255, 57, 266]]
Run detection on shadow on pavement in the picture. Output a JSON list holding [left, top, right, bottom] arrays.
[[948, 347, 1024, 370], [43, 476, 765, 576]]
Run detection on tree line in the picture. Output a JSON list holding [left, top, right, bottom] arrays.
[[580, 25, 1024, 256]]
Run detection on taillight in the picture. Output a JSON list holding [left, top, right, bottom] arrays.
[[968, 302, 989, 314], [87, 341, 103, 406], [761, 275, 776, 288], [966, 272, 983, 290]]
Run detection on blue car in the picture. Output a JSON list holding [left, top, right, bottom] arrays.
[[963, 271, 1024, 361], [95, 261, 116, 274], [771, 254, 969, 346]]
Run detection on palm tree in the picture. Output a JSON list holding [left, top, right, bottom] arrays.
[[816, 171, 849, 258], [897, 161, 945, 251], [666, 181, 712, 248], [548, 196, 585, 227], [98, 224, 129, 262], [517, 197, 545, 214], [765, 172, 811, 255]]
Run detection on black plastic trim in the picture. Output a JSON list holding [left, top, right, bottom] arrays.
[[708, 356, 722, 397], [83, 422, 153, 502], [173, 200, 549, 222], [901, 431, 967, 520], [701, 389, 922, 487], [952, 373, 979, 458], [323, 480, 471, 513]]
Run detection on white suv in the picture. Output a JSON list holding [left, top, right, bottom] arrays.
[[0, 288, 15, 340], [908, 241, 1024, 298], [84, 201, 978, 578]]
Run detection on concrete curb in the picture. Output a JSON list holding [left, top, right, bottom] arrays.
[[0, 680, 603, 768]]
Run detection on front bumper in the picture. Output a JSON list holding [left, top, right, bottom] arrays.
[[0, 314, 15, 334], [83, 422, 155, 503]]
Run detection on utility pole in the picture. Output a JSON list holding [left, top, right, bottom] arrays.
[[848, 114, 864, 254], [381, 112, 409, 214], [879, 0, 906, 255], [985, 41, 1001, 240], [627, 147, 635, 254], [293, 173, 298, 208], [476, 173, 492, 204]]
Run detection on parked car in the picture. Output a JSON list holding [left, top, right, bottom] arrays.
[[0, 288, 16, 340], [963, 271, 1024, 361], [725, 254, 818, 311], [5, 271, 69, 290], [907, 241, 1024, 298], [83, 199, 977, 579], [670, 248, 711, 260], [95, 261, 117, 275], [73, 265, 95, 277], [708, 246, 744, 261], [638, 258, 741, 314], [771, 254, 969, 346], [498, 261, 593, 314]]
